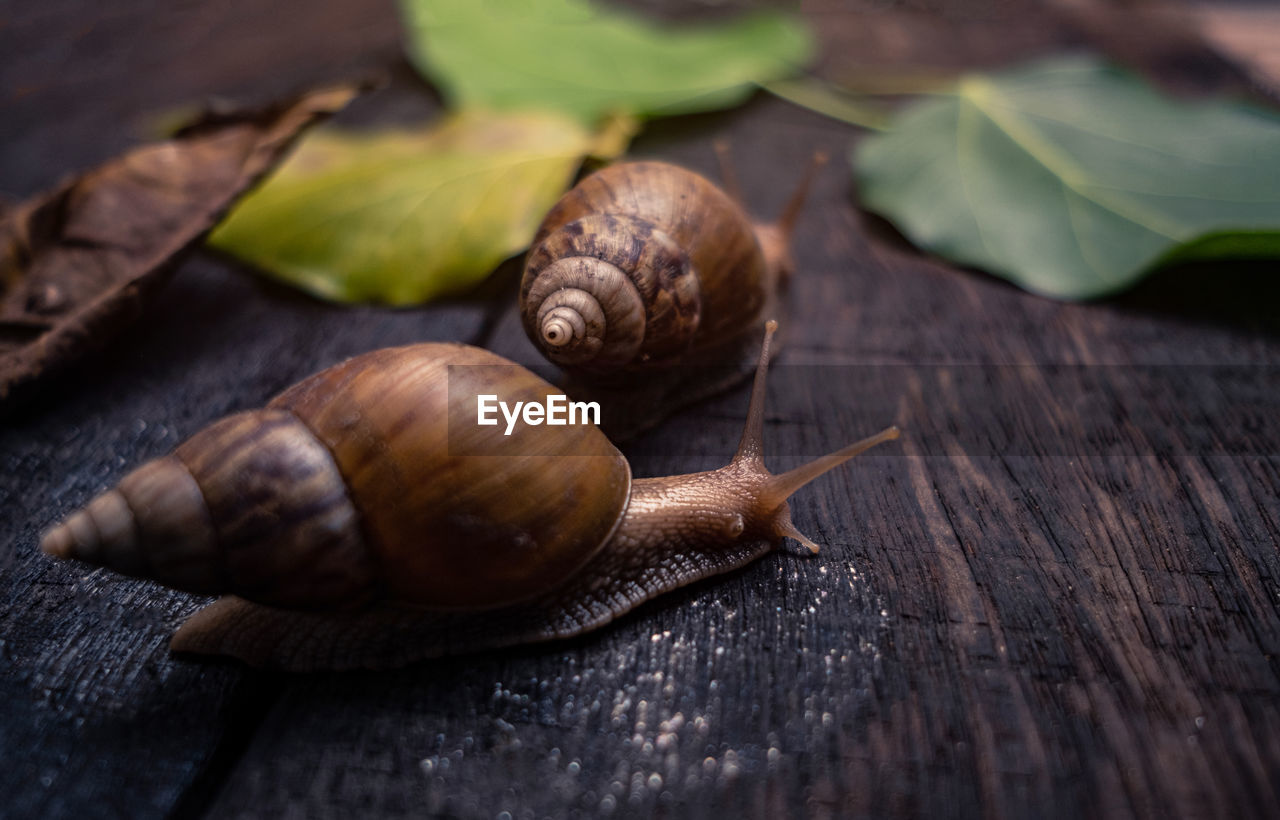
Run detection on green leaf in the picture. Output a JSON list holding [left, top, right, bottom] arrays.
[[399, 0, 812, 124], [854, 56, 1280, 300], [209, 109, 631, 305]]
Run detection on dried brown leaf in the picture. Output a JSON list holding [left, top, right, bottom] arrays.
[[0, 82, 363, 408]]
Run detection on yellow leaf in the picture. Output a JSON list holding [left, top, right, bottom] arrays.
[[209, 109, 627, 305]]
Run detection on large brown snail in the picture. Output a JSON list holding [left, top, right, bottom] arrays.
[[41, 323, 898, 672], [518, 154, 825, 438]]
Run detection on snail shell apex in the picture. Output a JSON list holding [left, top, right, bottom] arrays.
[[520, 162, 767, 373]]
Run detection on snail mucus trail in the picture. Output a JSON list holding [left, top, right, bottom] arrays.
[[518, 152, 828, 440], [41, 323, 900, 672]]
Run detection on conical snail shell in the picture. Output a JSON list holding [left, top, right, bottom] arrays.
[[520, 161, 767, 373], [43, 343, 631, 611]]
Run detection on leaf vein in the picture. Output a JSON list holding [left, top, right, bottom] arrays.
[[962, 81, 1190, 241]]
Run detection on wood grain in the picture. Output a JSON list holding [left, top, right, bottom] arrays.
[[2, 1, 1278, 818]]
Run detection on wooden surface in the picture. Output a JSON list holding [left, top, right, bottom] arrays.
[[2, 1, 1279, 818]]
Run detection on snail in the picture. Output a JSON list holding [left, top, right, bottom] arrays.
[[518, 152, 826, 439], [40, 323, 899, 672]]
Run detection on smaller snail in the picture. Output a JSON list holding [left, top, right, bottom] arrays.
[[519, 151, 826, 438], [41, 323, 898, 672]]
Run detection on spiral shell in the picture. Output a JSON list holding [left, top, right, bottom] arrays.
[[42, 343, 632, 611], [520, 161, 768, 373]]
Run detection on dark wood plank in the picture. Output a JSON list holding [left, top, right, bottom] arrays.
[[0, 1, 484, 817], [3, 1, 1279, 819], [0, 256, 489, 818], [189, 94, 1280, 818]]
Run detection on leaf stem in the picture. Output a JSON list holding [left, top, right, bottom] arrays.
[[830, 68, 959, 97], [761, 78, 892, 131]]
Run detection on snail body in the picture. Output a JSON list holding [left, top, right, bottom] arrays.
[[41, 324, 898, 672]]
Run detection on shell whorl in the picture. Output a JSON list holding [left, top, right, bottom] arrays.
[[269, 343, 632, 610], [41, 409, 378, 609], [527, 256, 645, 367], [521, 213, 701, 372]]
